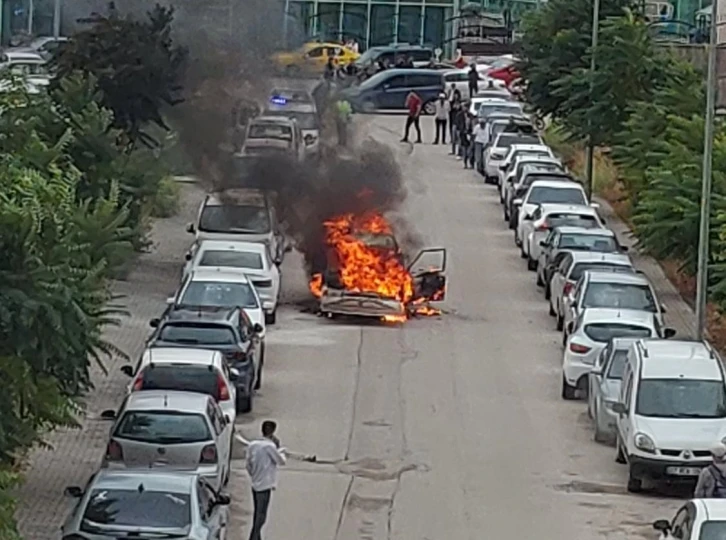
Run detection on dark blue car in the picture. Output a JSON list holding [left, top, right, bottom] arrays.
[[341, 69, 445, 114]]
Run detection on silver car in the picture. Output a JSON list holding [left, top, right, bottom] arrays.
[[588, 337, 638, 443], [100, 390, 234, 491], [61, 468, 230, 539]]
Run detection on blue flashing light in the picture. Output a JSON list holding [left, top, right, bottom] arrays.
[[270, 96, 288, 105]]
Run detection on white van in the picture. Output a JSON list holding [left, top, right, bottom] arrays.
[[614, 339, 726, 493]]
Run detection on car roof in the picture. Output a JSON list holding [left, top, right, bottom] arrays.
[[189, 268, 251, 283], [584, 270, 648, 285], [538, 204, 598, 215], [569, 251, 632, 264], [197, 240, 267, 254], [141, 347, 222, 366], [380, 68, 442, 76], [508, 144, 550, 152], [124, 390, 212, 412], [694, 498, 726, 520], [251, 116, 295, 126], [472, 96, 509, 104], [528, 179, 583, 189], [2, 51, 44, 61], [637, 340, 722, 380], [370, 44, 431, 51], [91, 468, 196, 493], [555, 226, 615, 236], [581, 308, 656, 326]]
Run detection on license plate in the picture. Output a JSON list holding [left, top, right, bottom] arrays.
[[666, 466, 701, 476]]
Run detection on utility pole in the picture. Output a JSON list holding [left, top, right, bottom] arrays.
[[584, 0, 600, 202], [695, 0, 719, 339]]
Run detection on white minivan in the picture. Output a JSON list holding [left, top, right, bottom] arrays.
[[613, 339, 726, 493]]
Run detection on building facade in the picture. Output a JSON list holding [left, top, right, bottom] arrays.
[[1, 0, 61, 44]]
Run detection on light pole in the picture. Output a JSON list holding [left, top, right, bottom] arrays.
[[695, 0, 719, 339], [584, 0, 600, 202]]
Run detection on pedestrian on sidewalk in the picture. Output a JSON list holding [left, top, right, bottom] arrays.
[[402, 90, 423, 143], [459, 112, 473, 168], [467, 63, 479, 98], [449, 99, 462, 155], [335, 99, 352, 147], [473, 115, 487, 173], [246, 421, 287, 540], [433, 93, 449, 144], [695, 443, 726, 498]]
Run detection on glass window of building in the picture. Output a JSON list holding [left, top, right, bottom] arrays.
[[398, 5, 423, 44]]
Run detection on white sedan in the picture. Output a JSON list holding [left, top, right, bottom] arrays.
[[653, 499, 726, 539], [183, 240, 281, 324]]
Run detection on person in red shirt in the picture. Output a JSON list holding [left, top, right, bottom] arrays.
[[402, 91, 423, 143]]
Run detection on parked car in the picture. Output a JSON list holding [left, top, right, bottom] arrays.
[[504, 169, 573, 225], [561, 308, 673, 400], [473, 98, 524, 120], [61, 468, 231, 540], [100, 390, 234, 490], [8, 36, 68, 60], [271, 41, 359, 74], [182, 240, 281, 324], [236, 115, 305, 162], [121, 347, 239, 427], [443, 68, 506, 99], [263, 94, 321, 159], [352, 44, 433, 71], [614, 339, 726, 493], [588, 337, 638, 443], [483, 132, 543, 183], [513, 179, 589, 247], [340, 68, 444, 114], [652, 499, 726, 539], [537, 227, 625, 290], [548, 251, 634, 331], [148, 306, 263, 413], [521, 204, 606, 270], [497, 146, 558, 192], [562, 270, 667, 342]]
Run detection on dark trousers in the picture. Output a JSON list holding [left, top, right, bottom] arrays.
[[336, 120, 347, 147], [434, 119, 447, 144], [249, 489, 272, 540], [403, 115, 421, 142], [468, 83, 478, 97]]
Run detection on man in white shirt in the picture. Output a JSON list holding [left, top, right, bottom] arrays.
[[473, 117, 488, 174], [246, 421, 287, 540]]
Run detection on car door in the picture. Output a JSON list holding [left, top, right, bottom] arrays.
[[521, 205, 541, 249], [538, 230, 557, 270], [564, 276, 585, 332], [589, 344, 610, 412], [551, 254, 572, 314], [209, 399, 232, 467], [265, 246, 281, 300], [408, 248, 446, 302], [197, 477, 226, 539], [377, 74, 408, 108], [619, 365, 635, 447], [668, 504, 696, 540], [305, 45, 326, 70]]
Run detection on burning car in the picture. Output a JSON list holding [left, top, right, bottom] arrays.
[[309, 213, 446, 321]]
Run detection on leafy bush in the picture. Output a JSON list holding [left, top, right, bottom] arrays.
[[150, 176, 181, 218]]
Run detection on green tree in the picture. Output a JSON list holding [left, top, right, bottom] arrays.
[[53, 4, 187, 147]]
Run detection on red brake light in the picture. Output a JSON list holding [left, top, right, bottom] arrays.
[[536, 221, 550, 232], [563, 282, 574, 295], [200, 444, 218, 464], [132, 375, 144, 391], [217, 374, 230, 401], [569, 342, 591, 354], [106, 440, 123, 461]]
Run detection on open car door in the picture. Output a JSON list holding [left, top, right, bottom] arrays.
[[408, 248, 447, 302]]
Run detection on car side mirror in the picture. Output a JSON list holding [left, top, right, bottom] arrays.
[[166, 297, 175, 305], [620, 245, 629, 252], [120, 365, 134, 377], [216, 493, 231, 506], [499, 165, 507, 170], [273, 256, 283, 266], [664, 328, 676, 339], [186, 223, 195, 234], [229, 368, 240, 381], [566, 322, 574, 334], [100, 410, 117, 420], [523, 213, 533, 221], [612, 402, 627, 415], [253, 323, 264, 334], [653, 520, 670, 533], [224, 414, 231, 425], [149, 318, 160, 328], [590, 202, 600, 209], [64, 486, 83, 498], [661, 303, 668, 313], [284, 244, 293, 253], [512, 198, 523, 207], [539, 240, 548, 247], [184, 253, 192, 261]]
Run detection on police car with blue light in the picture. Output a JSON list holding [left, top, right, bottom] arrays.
[[263, 90, 321, 160]]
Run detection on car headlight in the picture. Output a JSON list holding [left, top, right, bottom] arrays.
[[634, 432, 656, 453]]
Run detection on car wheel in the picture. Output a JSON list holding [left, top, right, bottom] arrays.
[[556, 311, 564, 331], [236, 394, 253, 414], [265, 310, 277, 325], [561, 376, 577, 400], [423, 101, 436, 115], [627, 470, 643, 493], [615, 438, 627, 464], [527, 257, 537, 271], [593, 419, 609, 444]]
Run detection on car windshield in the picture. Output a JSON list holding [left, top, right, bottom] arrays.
[[248, 123, 292, 140], [569, 262, 632, 281], [584, 323, 653, 343], [356, 70, 389, 89], [583, 282, 657, 312], [199, 250, 264, 270], [547, 213, 600, 229], [700, 521, 726, 540], [607, 350, 629, 379], [137, 365, 221, 400], [82, 489, 191, 531], [264, 110, 318, 129], [636, 379, 726, 418], [115, 411, 211, 443], [180, 281, 259, 309], [158, 323, 236, 345], [559, 233, 618, 252], [354, 48, 380, 66], [527, 186, 587, 205], [198, 205, 271, 234]]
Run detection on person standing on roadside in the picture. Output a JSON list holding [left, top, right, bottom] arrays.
[[451, 101, 466, 159], [247, 421, 287, 540], [468, 63, 479, 98], [695, 443, 726, 498], [472, 115, 488, 173], [402, 90, 423, 143], [324, 57, 335, 81], [335, 99, 352, 147], [459, 112, 473, 168], [449, 96, 462, 155], [433, 93, 449, 145]]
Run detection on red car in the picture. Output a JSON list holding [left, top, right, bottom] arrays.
[[487, 64, 520, 88]]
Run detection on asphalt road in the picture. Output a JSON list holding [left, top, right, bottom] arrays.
[[225, 114, 680, 540]]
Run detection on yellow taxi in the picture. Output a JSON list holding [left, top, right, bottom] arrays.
[[271, 42, 359, 74]]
